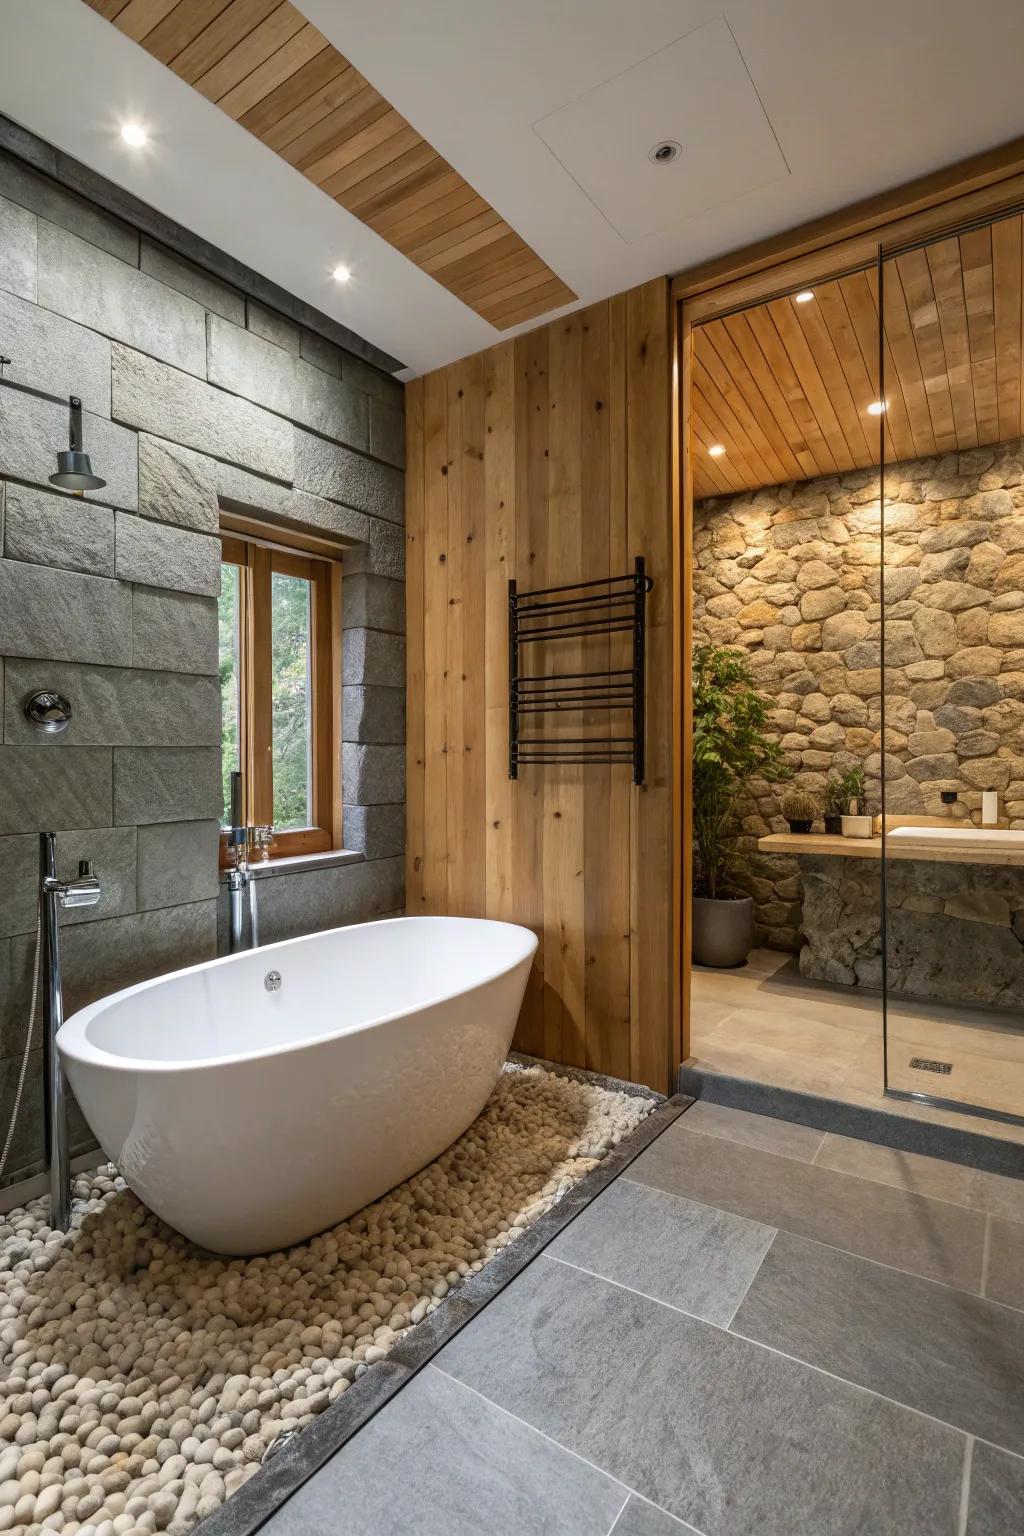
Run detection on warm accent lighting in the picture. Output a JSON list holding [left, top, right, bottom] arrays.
[[332, 264, 352, 284], [794, 290, 815, 303], [120, 123, 147, 147], [867, 400, 887, 416], [708, 444, 726, 457]]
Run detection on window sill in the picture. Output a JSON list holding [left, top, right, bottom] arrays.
[[219, 849, 365, 883]]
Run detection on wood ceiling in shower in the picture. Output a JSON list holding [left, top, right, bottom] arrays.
[[82, 0, 576, 331], [692, 214, 1024, 499]]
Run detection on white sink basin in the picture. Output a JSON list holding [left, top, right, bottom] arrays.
[[887, 825, 1024, 848]]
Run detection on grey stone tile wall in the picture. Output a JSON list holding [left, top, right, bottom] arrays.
[[111, 344, 294, 482], [0, 193, 36, 302], [294, 429, 404, 522], [137, 821, 220, 910], [114, 512, 221, 596], [113, 747, 222, 825], [38, 222, 207, 377], [140, 240, 245, 326], [208, 314, 369, 448], [3, 484, 115, 577], [137, 434, 219, 533], [247, 300, 301, 355], [0, 827, 137, 940], [0, 288, 111, 415], [0, 151, 138, 265], [0, 561, 132, 666], [0, 747, 112, 833], [0, 388, 137, 511], [3, 660, 220, 747], [0, 142, 405, 1190], [131, 587, 219, 675]]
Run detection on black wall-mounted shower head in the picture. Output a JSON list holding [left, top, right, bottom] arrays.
[[49, 396, 106, 492]]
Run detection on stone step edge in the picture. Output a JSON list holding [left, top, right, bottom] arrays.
[[678, 1063, 1024, 1178]]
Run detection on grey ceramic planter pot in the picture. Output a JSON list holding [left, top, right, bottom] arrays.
[[692, 895, 755, 968]]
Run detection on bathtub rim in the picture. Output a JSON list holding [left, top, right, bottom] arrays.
[[57, 915, 538, 1076]]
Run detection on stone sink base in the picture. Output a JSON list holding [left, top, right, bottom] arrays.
[[799, 852, 1024, 1008]]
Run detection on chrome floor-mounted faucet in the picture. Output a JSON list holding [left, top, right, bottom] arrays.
[[226, 771, 271, 952], [40, 831, 101, 1229]]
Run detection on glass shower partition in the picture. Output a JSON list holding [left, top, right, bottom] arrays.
[[880, 215, 1024, 1125]]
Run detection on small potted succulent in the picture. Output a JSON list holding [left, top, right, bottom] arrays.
[[780, 790, 818, 834], [823, 774, 847, 836], [838, 763, 871, 837]]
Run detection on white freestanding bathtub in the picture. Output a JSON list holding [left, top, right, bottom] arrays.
[[58, 916, 538, 1255]]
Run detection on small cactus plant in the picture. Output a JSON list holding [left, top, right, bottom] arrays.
[[780, 790, 818, 831]]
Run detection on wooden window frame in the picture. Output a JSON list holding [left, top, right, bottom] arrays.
[[220, 533, 342, 865]]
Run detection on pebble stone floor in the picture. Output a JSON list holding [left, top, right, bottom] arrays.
[[258, 1098, 1024, 1536], [0, 1065, 652, 1536]]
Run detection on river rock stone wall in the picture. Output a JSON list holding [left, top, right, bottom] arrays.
[[800, 852, 1024, 1005], [694, 440, 1024, 953]]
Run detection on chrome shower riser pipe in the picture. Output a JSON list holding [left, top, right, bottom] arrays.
[[40, 832, 71, 1233]]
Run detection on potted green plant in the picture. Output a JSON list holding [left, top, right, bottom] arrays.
[[838, 762, 871, 837], [781, 790, 818, 834], [692, 642, 789, 968], [823, 774, 847, 836]]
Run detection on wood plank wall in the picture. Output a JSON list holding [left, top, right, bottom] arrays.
[[405, 278, 675, 1091]]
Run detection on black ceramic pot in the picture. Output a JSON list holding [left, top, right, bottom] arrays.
[[824, 814, 843, 835], [692, 895, 755, 968], [785, 818, 813, 834]]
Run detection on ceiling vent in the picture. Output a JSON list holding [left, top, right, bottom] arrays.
[[534, 19, 789, 243]]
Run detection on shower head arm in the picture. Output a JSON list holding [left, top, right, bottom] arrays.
[[0, 372, 74, 411], [68, 396, 83, 453]]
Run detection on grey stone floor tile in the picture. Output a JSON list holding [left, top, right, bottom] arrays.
[[548, 1177, 775, 1325], [612, 1496, 700, 1534], [965, 1441, 1024, 1534], [815, 1133, 1024, 1223], [260, 1363, 628, 1536], [731, 1230, 1024, 1456], [438, 1254, 964, 1536], [986, 1218, 1024, 1310], [680, 1099, 825, 1161], [628, 1123, 985, 1290]]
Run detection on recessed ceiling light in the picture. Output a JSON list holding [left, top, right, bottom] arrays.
[[648, 140, 681, 165], [708, 444, 726, 457], [794, 290, 814, 303], [120, 123, 147, 147], [332, 264, 352, 284], [866, 400, 887, 416]]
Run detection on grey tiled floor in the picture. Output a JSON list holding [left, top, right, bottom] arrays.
[[260, 1100, 1024, 1536]]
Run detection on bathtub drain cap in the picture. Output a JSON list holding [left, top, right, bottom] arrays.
[[264, 971, 282, 992]]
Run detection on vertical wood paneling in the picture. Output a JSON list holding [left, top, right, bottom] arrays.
[[405, 279, 673, 1090], [460, 353, 488, 919], [444, 363, 466, 915], [626, 279, 673, 1094], [404, 378, 426, 914], [544, 316, 585, 1066], [483, 342, 517, 926], [512, 325, 550, 1053], [421, 371, 449, 912]]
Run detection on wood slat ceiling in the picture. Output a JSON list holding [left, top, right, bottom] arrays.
[[692, 215, 1024, 499], [84, 0, 576, 330]]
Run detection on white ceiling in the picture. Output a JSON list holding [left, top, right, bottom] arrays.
[[3, 0, 1024, 376]]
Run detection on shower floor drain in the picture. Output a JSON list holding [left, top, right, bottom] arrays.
[[909, 1057, 953, 1074]]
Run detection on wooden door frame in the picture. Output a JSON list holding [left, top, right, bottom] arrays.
[[671, 132, 1024, 1074]]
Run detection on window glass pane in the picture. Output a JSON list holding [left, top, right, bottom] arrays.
[[218, 561, 241, 827], [271, 571, 313, 830]]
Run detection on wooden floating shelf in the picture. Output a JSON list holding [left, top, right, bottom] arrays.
[[758, 832, 1024, 868]]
